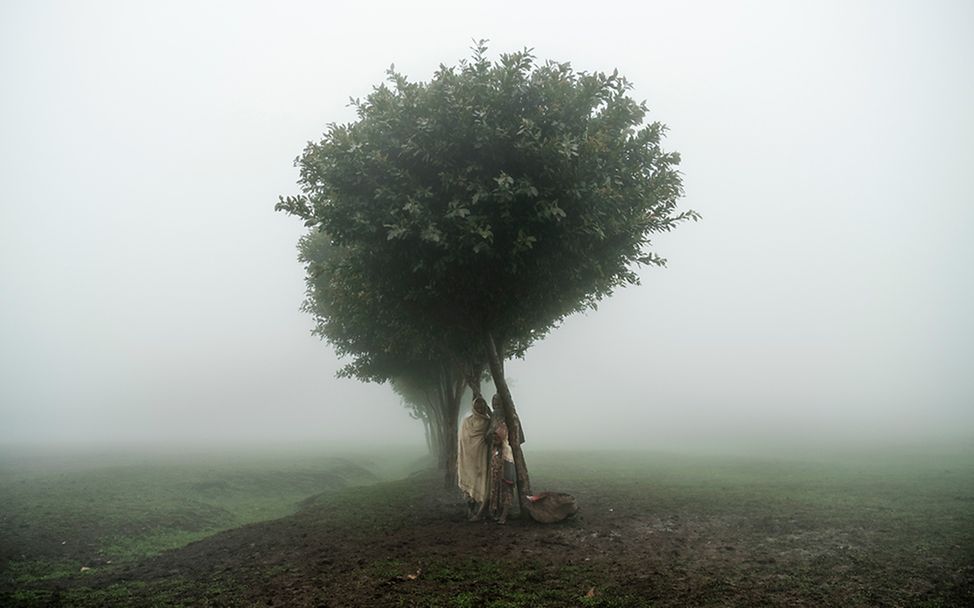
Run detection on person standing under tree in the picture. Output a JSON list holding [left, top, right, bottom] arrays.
[[488, 421, 516, 524], [457, 396, 491, 520]]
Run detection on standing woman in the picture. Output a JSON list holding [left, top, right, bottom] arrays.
[[488, 421, 516, 524], [457, 396, 491, 521]]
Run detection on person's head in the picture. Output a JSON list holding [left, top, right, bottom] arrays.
[[491, 394, 502, 409], [494, 421, 509, 443], [472, 396, 488, 415]]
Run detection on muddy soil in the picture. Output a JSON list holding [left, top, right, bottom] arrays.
[[27, 470, 972, 607]]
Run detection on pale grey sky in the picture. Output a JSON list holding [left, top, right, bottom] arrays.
[[1, 0, 972, 450]]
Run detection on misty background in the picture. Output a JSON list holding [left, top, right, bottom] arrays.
[[1, 0, 971, 452]]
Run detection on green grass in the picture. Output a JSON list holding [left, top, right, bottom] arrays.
[[2, 444, 972, 606], [0, 447, 421, 586], [530, 448, 974, 528]]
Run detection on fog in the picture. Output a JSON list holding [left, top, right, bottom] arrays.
[[1, 0, 972, 453]]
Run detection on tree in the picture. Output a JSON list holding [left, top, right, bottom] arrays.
[[391, 374, 445, 463], [279, 43, 697, 509], [298, 231, 473, 489]]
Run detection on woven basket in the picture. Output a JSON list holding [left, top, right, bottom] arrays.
[[524, 492, 578, 524]]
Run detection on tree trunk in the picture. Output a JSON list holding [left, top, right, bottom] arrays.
[[464, 364, 483, 398], [439, 366, 465, 491], [484, 332, 532, 511], [422, 417, 432, 455], [427, 391, 445, 470]]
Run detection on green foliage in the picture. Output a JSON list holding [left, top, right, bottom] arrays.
[[298, 231, 443, 381], [279, 42, 697, 370]]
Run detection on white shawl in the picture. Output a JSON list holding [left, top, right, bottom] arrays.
[[457, 411, 491, 502]]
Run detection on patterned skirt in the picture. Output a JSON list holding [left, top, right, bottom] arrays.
[[489, 450, 514, 516]]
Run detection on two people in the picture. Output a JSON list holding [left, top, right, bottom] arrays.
[[457, 395, 516, 523]]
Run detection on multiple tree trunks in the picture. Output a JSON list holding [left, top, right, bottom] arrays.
[[417, 345, 570, 524], [392, 344, 549, 519], [414, 338, 533, 511], [414, 342, 536, 515], [426, 367, 465, 490]]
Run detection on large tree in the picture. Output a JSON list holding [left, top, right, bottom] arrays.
[[279, 43, 697, 508]]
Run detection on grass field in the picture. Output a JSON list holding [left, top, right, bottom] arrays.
[[1, 445, 972, 606], [0, 447, 416, 593]]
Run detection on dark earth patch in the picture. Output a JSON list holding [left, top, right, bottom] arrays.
[[2, 450, 973, 607]]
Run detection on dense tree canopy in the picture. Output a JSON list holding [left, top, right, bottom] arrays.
[[297, 231, 455, 383], [279, 43, 696, 360], [279, 43, 697, 503]]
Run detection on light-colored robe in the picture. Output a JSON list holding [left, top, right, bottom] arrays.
[[457, 410, 491, 502]]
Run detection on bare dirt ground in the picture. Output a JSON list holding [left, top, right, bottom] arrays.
[[4, 450, 973, 607], [26, 473, 973, 606]]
